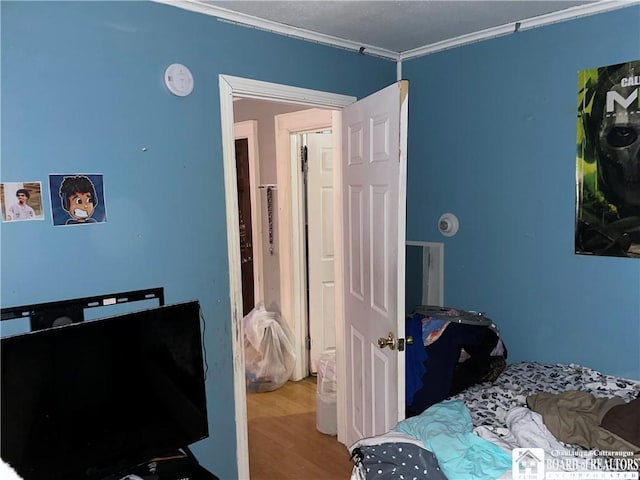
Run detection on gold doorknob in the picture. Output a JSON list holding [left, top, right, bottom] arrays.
[[377, 332, 397, 350]]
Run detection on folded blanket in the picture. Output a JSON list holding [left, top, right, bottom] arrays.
[[395, 400, 512, 480], [600, 393, 640, 449], [527, 390, 637, 452]]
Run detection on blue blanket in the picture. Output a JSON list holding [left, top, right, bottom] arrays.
[[395, 400, 511, 480]]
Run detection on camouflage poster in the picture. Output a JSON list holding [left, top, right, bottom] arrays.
[[575, 60, 640, 258]]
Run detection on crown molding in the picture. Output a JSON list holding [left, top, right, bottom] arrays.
[[399, 0, 640, 60], [152, 0, 400, 61], [153, 0, 638, 63]]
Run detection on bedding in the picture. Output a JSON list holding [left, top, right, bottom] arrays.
[[446, 362, 640, 430], [350, 362, 640, 480], [406, 309, 508, 416]]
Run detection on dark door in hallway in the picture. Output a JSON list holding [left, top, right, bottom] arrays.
[[235, 138, 255, 316]]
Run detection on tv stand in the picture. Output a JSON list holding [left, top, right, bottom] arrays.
[[116, 448, 218, 480]]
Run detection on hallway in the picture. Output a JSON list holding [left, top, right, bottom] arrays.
[[247, 377, 354, 479]]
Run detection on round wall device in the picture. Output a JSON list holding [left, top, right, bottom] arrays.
[[438, 213, 459, 237], [164, 63, 194, 97]]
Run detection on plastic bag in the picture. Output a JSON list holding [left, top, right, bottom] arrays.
[[316, 348, 337, 396], [316, 348, 337, 435], [243, 303, 296, 393]]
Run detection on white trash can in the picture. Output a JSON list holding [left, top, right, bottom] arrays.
[[316, 348, 337, 435]]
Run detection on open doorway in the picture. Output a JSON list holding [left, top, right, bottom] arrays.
[[233, 101, 336, 372], [220, 75, 413, 478], [224, 82, 353, 479], [273, 109, 337, 376], [233, 101, 346, 473], [235, 106, 344, 477]]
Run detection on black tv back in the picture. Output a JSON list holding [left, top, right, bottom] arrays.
[[0, 300, 209, 480]]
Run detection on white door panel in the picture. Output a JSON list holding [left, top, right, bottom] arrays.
[[308, 132, 336, 372], [273, 108, 333, 380], [342, 81, 408, 446]]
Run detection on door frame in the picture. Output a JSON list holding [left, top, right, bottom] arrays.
[[274, 108, 335, 381], [219, 74, 355, 479]]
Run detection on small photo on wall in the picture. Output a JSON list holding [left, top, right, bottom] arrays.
[[49, 174, 107, 226], [0, 181, 45, 222]]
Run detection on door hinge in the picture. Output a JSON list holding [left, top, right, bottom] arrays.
[[305, 336, 311, 350], [301, 145, 308, 173]]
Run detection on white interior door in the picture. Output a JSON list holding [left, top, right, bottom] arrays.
[[307, 132, 336, 373], [274, 108, 334, 380], [342, 81, 408, 446]]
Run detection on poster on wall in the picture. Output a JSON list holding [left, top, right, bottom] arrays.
[[575, 59, 640, 258], [49, 174, 107, 226], [0, 181, 45, 222]]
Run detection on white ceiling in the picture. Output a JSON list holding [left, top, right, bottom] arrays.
[[159, 0, 636, 59]]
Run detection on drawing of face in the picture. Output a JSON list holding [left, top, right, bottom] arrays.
[[66, 192, 95, 222]]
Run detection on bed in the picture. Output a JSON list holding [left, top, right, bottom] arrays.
[[349, 361, 640, 480]]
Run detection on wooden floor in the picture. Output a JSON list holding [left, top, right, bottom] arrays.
[[247, 376, 354, 480]]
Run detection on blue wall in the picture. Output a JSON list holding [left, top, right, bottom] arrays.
[[404, 6, 640, 380], [0, 2, 396, 478], [3, 1, 639, 476]]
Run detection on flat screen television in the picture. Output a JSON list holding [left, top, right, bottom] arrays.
[[1, 300, 209, 480]]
